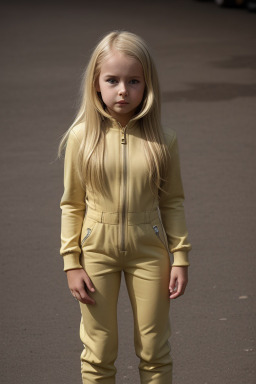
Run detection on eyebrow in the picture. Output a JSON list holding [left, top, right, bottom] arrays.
[[103, 74, 142, 78]]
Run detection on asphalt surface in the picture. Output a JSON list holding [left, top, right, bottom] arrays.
[[1, 1, 255, 383]]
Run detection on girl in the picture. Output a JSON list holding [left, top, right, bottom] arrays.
[[59, 31, 191, 384]]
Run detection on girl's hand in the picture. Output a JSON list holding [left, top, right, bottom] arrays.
[[169, 266, 188, 300], [66, 268, 96, 305]]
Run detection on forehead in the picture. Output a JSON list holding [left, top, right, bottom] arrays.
[[100, 51, 144, 77]]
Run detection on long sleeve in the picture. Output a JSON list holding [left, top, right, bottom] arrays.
[[159, 131, 191, 266], [60, 129, 86, 271]]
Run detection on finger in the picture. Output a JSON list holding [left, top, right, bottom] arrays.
[[169, 275, 177, 293], [83, 275, 95, 293], [70, 290, 77, 299], [170, 280, 187, 299], [77, 287, 96, 305]]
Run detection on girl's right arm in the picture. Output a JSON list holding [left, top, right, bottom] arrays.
[[60, 127, 95, 304]]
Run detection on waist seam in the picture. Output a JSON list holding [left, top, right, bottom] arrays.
[[86, 208, 159, 225]]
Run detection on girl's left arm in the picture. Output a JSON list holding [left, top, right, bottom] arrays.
[[159, 131, 192, 299]]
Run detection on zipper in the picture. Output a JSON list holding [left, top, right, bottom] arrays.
[[120, 124, 128, 251], [121, 126, 127, 144], [81, 228, 92, 246], [153, 225, 160, 237]]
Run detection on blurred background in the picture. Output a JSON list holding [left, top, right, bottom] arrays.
[[203, 0, 256, 12], [1, 1, 255, 383]]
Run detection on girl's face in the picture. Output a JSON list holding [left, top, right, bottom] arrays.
[[97, 51, 145, 126]]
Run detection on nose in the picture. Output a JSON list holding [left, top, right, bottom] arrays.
[[118, 82, 128, 97]]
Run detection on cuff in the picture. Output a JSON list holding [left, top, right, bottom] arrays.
[[172, 251, 190, 267], [63, 253, 83, 272]]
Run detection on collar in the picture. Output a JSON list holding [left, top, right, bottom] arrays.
[[104, 117, 138, 131]]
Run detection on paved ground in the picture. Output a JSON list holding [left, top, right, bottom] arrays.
[[1, 1, 255, 383]]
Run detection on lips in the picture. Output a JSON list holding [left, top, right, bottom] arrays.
[[117, 100, 128, 105]]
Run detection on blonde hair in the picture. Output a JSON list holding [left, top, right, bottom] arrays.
[[59, 30, 169, 195]]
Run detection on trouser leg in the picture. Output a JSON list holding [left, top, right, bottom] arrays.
[[124, 255, 172, 384], [79, 270, 121, 384]]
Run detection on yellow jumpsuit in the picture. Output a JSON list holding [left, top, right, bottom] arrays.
[[60, 118, 191, 384]]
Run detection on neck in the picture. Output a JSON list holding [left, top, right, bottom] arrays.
[[106, 109, 135, 127]]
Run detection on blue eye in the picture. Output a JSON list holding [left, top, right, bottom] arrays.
[[130, 79, 139, 84], [106, 78, 117, 84]]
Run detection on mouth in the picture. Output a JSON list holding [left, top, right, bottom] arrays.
[[117, 100, 128, 105]]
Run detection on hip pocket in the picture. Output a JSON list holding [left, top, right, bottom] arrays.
[[152, 225, 166, 247], [81, 228, 92, 246], [150, 220, 168, 252], [80, 216, 98, 248]]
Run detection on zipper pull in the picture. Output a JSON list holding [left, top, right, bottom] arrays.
[[121, 128, 127, 144], [153, 225, 159, 236]]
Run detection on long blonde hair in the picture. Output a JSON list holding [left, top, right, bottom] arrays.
[[59, 30, 169, 196]]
